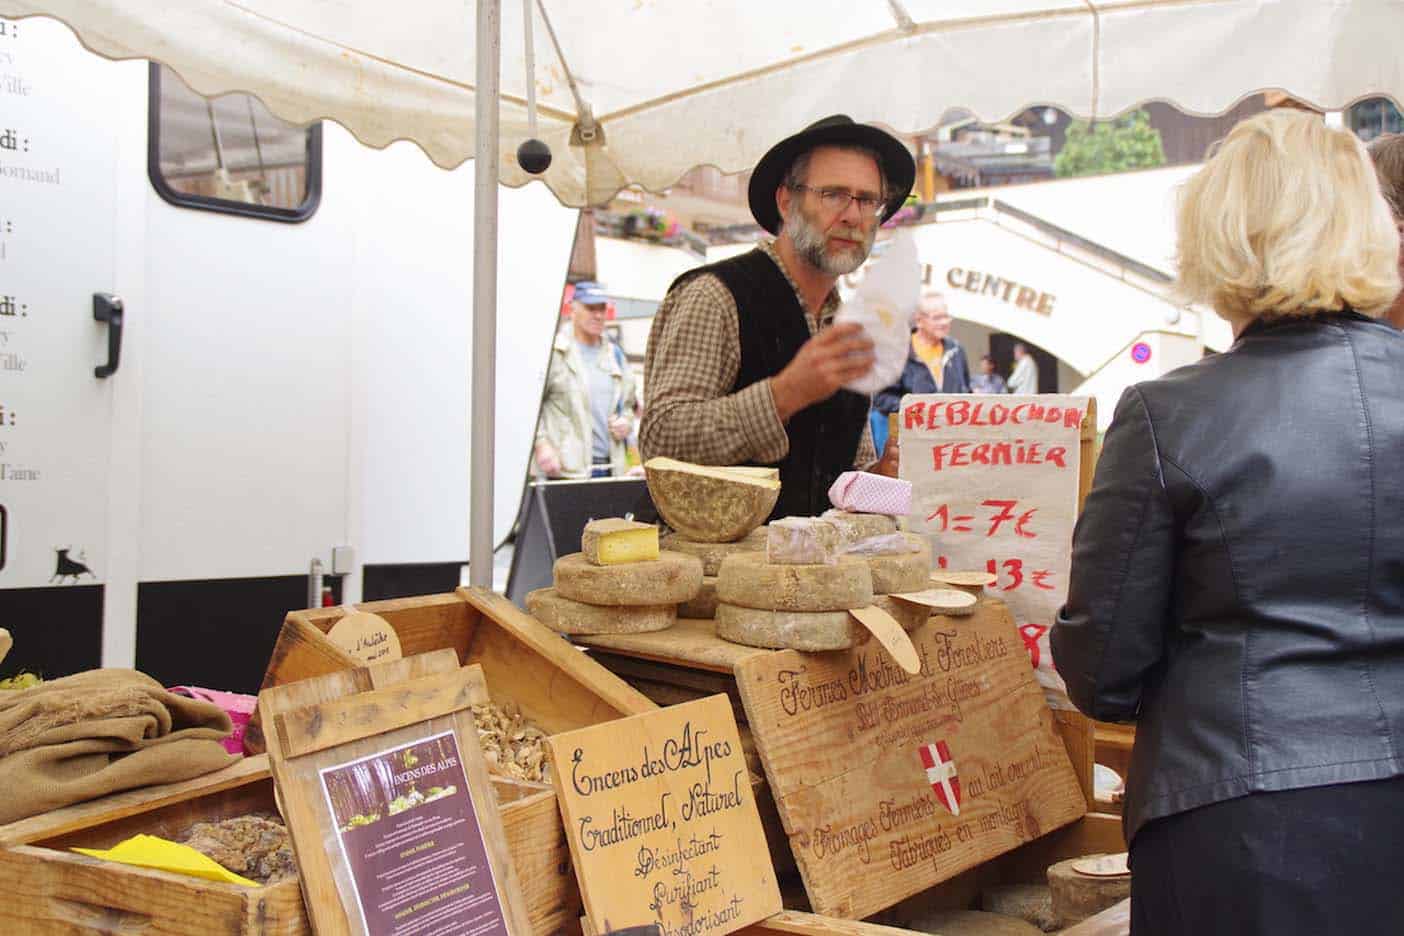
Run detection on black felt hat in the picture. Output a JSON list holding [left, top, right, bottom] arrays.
[[747, 114, 916, 235]]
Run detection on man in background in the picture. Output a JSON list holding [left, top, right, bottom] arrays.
[[874, 291, 971, 416], [1367, 133, 1404, 328], [971, 354, 1007, 394], [1007, 342, 1040, 395], [533, 282, 638, 478]]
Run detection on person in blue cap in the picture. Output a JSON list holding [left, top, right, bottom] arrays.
[[533, 281, 638, 479]]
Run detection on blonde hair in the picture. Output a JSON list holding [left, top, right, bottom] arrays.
[[1176, 110, 1401, 322], [1367, 132, 1404, 219]]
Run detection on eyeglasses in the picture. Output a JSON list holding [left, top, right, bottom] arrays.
[[790, 184, 886, 218]]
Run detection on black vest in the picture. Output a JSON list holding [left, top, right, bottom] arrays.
[[671, 249, 869, 520]]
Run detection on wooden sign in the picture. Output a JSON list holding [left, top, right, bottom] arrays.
[[260, 651, 532, 936], [898, 393, 1090, 709], [327, 609, 403, 664], [736, 601, 1086, 919], [546, 694, 782, 936]]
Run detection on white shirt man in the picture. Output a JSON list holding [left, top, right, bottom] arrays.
[[1007, 343, 1040, 395]]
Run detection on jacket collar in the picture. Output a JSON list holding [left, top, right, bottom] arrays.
[[1237, 308, 1372, 342]]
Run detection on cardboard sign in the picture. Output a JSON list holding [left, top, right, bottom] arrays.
[[898, 394, 1089, 709], [736, 602, 1086, 919], [260, 653, 532, 936], [546, 694, 781, 936]]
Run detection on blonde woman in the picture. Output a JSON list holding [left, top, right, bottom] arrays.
[[1052, 110, 1404, 935], [1367, 132, 1404, 327]]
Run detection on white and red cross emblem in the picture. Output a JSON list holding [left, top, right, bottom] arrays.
[[918, 740, 961, 816]]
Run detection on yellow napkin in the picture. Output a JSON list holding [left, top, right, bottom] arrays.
[[73, 834, 258, 887]]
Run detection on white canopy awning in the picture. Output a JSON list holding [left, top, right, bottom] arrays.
[[6, 1, 1403, 207]]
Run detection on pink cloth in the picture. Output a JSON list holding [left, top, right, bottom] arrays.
[[828, 471, 912, 517], [168, 685, 256, 755]]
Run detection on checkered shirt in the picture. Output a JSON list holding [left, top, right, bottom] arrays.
[[639, 241, 876, 469]]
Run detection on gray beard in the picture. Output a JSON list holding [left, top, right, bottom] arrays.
[[781, 205, 873, 276]]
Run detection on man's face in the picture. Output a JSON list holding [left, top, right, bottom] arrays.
[[572, 301, 608, 340], [914, 297, 951, 343], [980, 358, 995, 376], [778, 146, 883, 276]]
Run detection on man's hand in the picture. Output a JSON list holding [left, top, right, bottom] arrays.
[[770, 323, 875, 422], [608, 414, 632, 442], [534, 441, 562, 477]]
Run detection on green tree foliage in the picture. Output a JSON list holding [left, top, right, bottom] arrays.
[[1054, 109, 1166, 178]]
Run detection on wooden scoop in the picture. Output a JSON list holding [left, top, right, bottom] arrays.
[[890, 588, 978, 616], [930, 570, 997, 596], [0, 628, 10, 667], [849, 606, 921, 673]]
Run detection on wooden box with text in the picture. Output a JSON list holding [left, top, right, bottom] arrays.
[[246, 587, 658, 754], [0, 754, 571, 936]]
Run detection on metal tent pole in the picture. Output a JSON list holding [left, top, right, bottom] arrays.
[[470, 0, 501, 588]]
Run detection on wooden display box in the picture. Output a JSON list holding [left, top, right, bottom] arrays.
[[245, 586, 657, 754], [0, 755, 572, 936]]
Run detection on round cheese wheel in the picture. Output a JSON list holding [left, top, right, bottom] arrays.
[[678, 576, 720, 619], [526, 588, 677, 635], [553, 550, 703, 606], [715, 602, 865, 651], [716, 553, 873, 612], [868, 534, 932, 595], [660, 528, 767, 576], [872, 594, 929, 632]]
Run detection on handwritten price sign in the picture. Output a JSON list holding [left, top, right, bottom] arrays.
[[899, 394, 1089, 709]]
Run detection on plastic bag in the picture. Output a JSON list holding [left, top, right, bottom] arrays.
[[834, 230, 921, 395]]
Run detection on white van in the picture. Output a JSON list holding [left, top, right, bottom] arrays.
[[0, 17, 578, 691]]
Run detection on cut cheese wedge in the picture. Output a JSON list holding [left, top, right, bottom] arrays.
[[581, 518, 659, 565], [645, 457, 780, 543], [866, 533, 932, 595]]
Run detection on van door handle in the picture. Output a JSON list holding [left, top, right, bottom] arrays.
[[93, 293, 123, 378]]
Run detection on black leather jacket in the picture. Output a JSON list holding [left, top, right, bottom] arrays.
[[1053, 311, 1404, 844]]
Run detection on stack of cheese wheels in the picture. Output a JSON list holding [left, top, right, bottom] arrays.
[[661, 527, 767, 619], [644, 457, 780, 620], [714, 519, 876, 650], [526, 518, 703, 635]]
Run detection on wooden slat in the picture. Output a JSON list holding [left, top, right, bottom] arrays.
[[743, 910, 920, 936], [273, 665, 488, 759], [574, 617, 767, 674], [0, 755, 271, 847], [458, 587, 657, 730], [1058, 898, 1130, 936]]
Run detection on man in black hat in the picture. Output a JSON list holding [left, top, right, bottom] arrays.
[[640, 115, 915, 520]]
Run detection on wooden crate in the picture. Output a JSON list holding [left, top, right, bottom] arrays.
[[245, 586, 657, 753], [0, 754, 574, 936]]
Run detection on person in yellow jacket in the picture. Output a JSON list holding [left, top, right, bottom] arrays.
[[532, 282, 639, 479]]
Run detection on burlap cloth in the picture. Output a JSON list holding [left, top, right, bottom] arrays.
[[0, 669, 237, 824]]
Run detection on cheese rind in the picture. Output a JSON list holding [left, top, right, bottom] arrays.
[[715, 602, 865, 651], [821, 509, 899, 545], [645, 457, 780, 543], [716, 553, 873, 612], [678, 576, 720, 619], [581, 518, 660, 566], [660, 527, 767, 576], [526, 587, 676, 635], [553, 550, 703, 606], [767, 517, 843, 565], [867, 534, 932, 594]]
